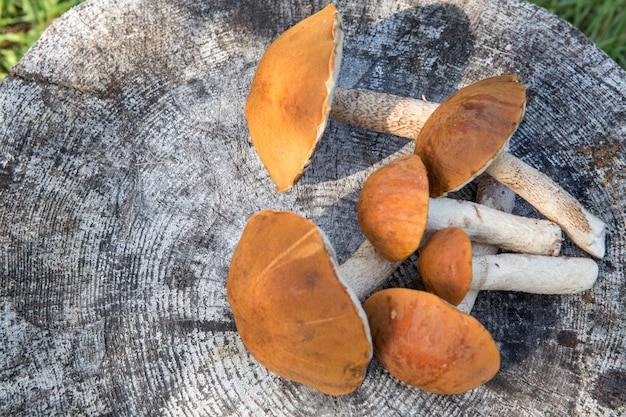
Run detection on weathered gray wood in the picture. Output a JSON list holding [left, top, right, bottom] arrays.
[[0, 0, 624, 415]]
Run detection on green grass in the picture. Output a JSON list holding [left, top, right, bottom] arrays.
[[0, 0, 624, 82], [529, 0, 626, 69], [0, 0, 82, 80]]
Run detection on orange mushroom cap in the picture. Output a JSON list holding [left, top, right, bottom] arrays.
[[364, 288, 500, 394], [245, 4, 343, 191], [226, 210, 372, 395], [419, 227, 473, 306], [414, 75, 526, 197], [357, 154, 430, 262]]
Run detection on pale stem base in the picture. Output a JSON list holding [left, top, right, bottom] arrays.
[[471, 254, 598, 294]]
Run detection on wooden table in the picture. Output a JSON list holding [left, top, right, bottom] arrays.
[[1, 0, 624, 415]]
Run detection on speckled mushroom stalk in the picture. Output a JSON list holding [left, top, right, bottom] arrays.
[[419, 227, 598, 309], [424, 197, 561, 256], [329, 87, 438, 141], [468, 253, 598, 294], [338, 240, 401, 301], [484, 151, 606, 258]]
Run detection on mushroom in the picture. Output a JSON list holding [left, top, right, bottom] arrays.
[[357, 153, 430, 262], [418, 227, 598, 308], [245, 4, 437, 192], [357, 154, 563, 261], [363, 288, 500, 394], [413, 75, 606, 258], [226, 210, 374, 395]]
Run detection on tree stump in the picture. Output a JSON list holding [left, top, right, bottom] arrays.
[[1, 0, 624, 415]]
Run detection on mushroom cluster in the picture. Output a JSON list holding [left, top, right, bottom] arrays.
[[229, 4, 606, 397]]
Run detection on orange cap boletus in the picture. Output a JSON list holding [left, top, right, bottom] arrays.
[[226, 210, 372, 395], [364, 288, 500, 394], [357, 154, 430, 262], [245, 4, 343, 192], [245, 4, 441, 192], [419, 227, 473, 306], [419, 227, 598, 307], [413, 75, 606, 258], [414, 75, 525, 197]]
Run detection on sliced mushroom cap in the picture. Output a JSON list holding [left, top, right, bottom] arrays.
[[364, 288, 500, 394], [226, 210, 372, 396], [414, 75, 526, 197], [245, 4, 342, 191], [419, 227, 473, 305], [357, 154, 430, 262]]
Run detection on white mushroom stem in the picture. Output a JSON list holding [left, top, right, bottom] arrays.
[[328, 87, 606, 259], [338, 196, 562, 302], [486, 151, 606, 258], [339, 240, 400, 301], [474, 174, 518, 215], [457, 175, 517, 313], [470, 254, 598, 294], [426, 197, 561, 256]]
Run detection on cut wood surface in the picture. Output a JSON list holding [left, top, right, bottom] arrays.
[[0, 0, 624, 416]]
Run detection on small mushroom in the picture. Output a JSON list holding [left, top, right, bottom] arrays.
[[245, 4, 437, 192], [357, 154, 430, 262], [227, 210, 373, 395], [363, 288, 501, 394], [413, 75, 606, 258], [357, 154, 563, 261], [418, 227, 598, 308]]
